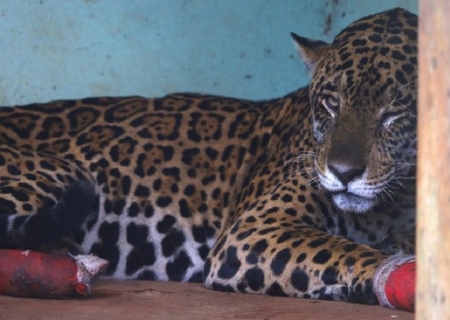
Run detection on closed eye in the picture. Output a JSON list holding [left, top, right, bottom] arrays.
[[321, 96, 340, 116], [380, 112, 405, 127]]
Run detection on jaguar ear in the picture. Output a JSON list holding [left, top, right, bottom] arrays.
[[291, 32, 330, 75]]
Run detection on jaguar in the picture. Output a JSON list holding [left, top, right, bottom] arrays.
[[0, 8, 417, 304]]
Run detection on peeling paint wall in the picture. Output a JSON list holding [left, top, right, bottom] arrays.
[[0, 0, 417, 105]]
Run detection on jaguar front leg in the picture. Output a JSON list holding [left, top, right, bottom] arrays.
[[204, 216, 388, 304]]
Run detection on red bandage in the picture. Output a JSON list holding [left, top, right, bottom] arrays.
[[373, 255, 415, 312], [0, 249, 108, 299]]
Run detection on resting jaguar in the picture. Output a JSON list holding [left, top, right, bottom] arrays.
[[0, 8, 417, 304]]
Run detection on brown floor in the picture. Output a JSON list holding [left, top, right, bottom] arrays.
[[0, 280, 413, 320]]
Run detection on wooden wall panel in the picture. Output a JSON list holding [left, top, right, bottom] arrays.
[[417, 0, 450, 318]]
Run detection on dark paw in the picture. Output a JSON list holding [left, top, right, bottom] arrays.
[[378, 234, 415, 255]]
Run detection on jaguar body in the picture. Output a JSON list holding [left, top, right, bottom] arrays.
[[0, 8, 417, 304]]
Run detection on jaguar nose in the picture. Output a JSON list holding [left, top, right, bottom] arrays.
[[328, 162, 365, 185]]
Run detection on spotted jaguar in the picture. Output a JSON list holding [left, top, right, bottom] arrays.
[[0, 8, 417, 304]]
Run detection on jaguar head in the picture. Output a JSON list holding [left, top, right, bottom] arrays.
[[292, 8, 418, 213]]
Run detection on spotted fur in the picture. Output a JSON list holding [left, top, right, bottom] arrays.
[[0, 8, 416, 304]]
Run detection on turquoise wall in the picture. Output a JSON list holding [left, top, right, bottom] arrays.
[[0, 0, 417, 105]]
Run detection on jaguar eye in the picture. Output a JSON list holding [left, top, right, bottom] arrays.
[[380, 112, 403, 128], [321, 96, 340, 116]]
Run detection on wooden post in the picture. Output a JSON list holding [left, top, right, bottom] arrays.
[[417, 0, 450, 318]]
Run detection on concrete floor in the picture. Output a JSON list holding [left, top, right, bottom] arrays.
[[0, 281, 413, 320]]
